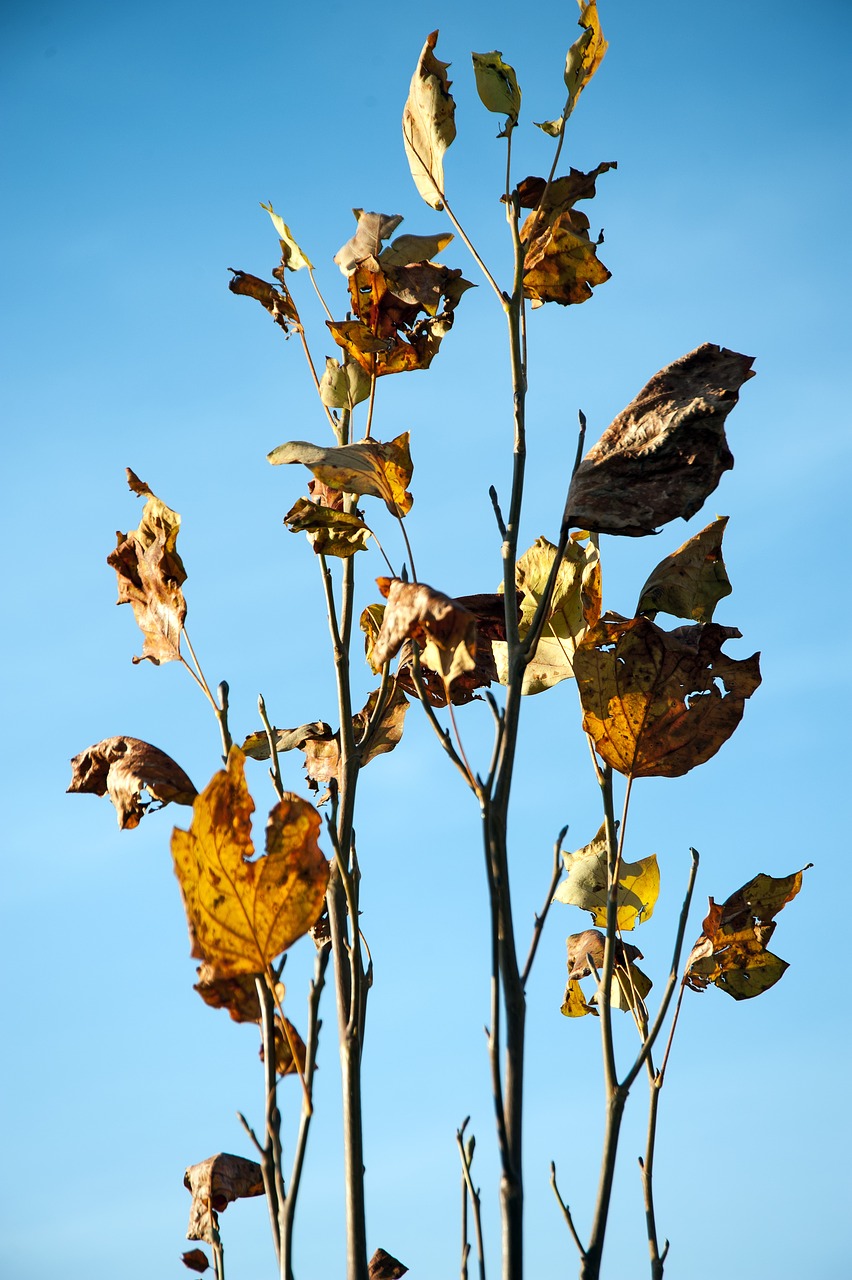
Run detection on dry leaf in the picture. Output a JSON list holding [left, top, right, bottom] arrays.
[[518, 163, 614, 307], [685, 867, 809, 1000], [471, 51, 521, 123], [562, 929, 652, 1018], [268, 435, 413, 517], [241, 722, 332, 761], [184, 1153, 264, 1244], [372, 578, 477, 692], [564, 1, 608, 115], [637, 517, 732, 622], [194, 965, 265, 1023], [369, 1248, 409, 1279], [574, 615, 761, 777], [171, 748, 329, 980], [284, 498, 372, 558], [228, 270, 299, 332], [565, 345, 756, 535], [181, 1248, 211, 1273], [107, 469, 188, 665], [294, 680, 409, 791], [554, 823, 660, 930], [402, 31, 456, 210], [68, 735, 196, 829], [266, 1015, 308, 1077], [260, 201, 313, 271]]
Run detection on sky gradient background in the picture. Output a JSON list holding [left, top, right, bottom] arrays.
[[3, 2, 851, 1278]]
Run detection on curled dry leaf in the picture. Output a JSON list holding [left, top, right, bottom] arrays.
[[685, 866, 810, 1000], [373, 578, 477, 693], [471, 51, 521, 124], [284, 498, 372, 558], [107, 468, 188, 665], [181, 1248, 211, 1273], [228, 270, 299, 333], [565, 344, 756, 535], [334, 210, 404, 275], [554, 822, 659, 930], [266, 1015, 308, 1077], [268, 434, 413, 517], [564, 0, 608, 115], [518, 162, 614, 307], [295, 680, 410, 791], [562, 929, 652, 1018], [402, 30, 456, 210], [241, 721, 332, 762], [184, 1153, 264, 1244], [193, 963, 284, 1024], [369, 1248, 409, 1279], [67, 735, 197, 830], [574, 615, 761, 778], [260, 201, 313, 271], [637, 516, 732, 622], [171, 747, 329, 980]]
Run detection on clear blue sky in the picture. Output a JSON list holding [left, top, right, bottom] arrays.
[[2, 2, 850, 1277]]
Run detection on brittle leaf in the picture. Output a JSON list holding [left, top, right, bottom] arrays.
[[471, 51, 521, 124], [171, 748, 329, 980], [518, 162, 615, 308], [373, 578, 477, 692], [241, 722, 332, 761], [268, 434, 413, 517], [562, 930, 650, 1017], [107, 469, 188, 665], [564, 1, 608, 115], [574, 616, 761, 777], [68, 735, 197, 829], [319, 357, 372, 410], [260, 201, 313, 271], [284, 498, 372, 558], [637, 517, 732, 622], [228, 270, 299, 332], [402, 31, 457, 210], [554, 823, 660, 930], [334, 210, 404, 275], [565, 345, 756, 535], [184, 1154, 264, 1244]]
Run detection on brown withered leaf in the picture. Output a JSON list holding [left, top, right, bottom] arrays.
[[637, 517, 732, 622], [574, 616, 761, 778], [266, 1015, 308, 1077], [181, 1248, 211, 1273], [228, 270, 299, 332], [334, 210, 404, 275], [402, 30, 457, 210], [184, 1153, 264, 1244], [171, 748, 329, 980], [369, 1248, 409, 1279], [562, 929, 651, 1018], [295, 680, 409, 791], [373, 578, 477, 693], [107, 468, 188, 665], [192, 964, 284, 1024], [518, 162, 615, 307], [241, 722, 332, 761], [565, 345, 756, 535], [685, 867, 809, 1000], [68, 735, 196, 829], [268, 434, 413, 517], [284, 498, 372, 558]]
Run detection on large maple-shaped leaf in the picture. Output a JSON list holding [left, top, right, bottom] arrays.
[[636, 516, 732, 622], [574, 616, 761, 777], [68, 735, 196, 829], [184, 1153, 264, 1244], [171, 748, 329, 980], [554, 823, 659, 930], [402, 31, 456, 210], [268, 435, 413, 517], [107, 469, 188, 665], [565, 345, 756, 535], [685, 867, 809, 1000]]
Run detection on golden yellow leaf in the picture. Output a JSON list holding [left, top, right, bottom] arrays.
[[260, 201, 313, 271], [267, 434, 413, 517], [574, 616, 761, 777], [402, 31, 457, 210], [553, 822, 659, 930], [171, 748, 329, 980], [637, 517, 732, 622], [471, 51, 521, 123], [565, 1, 608, 114]]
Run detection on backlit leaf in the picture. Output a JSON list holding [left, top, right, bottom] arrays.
[[181, 1248, 211, 1273], [184, 1153, 264, 1244], [564, 1, 608, 115], [334, 210, 404, 275], [373, 578, 477, 693], [107, 468, 188, 665], [471, 51, 521, 124], [554, 823, 660, 930], [260, 201, 313, 271], [228, 270, 299, 332], [378, 232, 454, 268], [518, 162, 615, 307], [562, 929, 651, 1018], [574, 616, 761, 777], [492, 534, 601, 693], [268, 434, 413, 516], [68, 735, 196, 830], [637, 517, 732, 622], [171, 748, 329, 980], [284, 498, 372, 558], [685, 867, 809, 1000], [565, 345, 756, 535], [193, 964, 267, 1023], [402, 31, 457, 210], [241, 722, 332, 761]]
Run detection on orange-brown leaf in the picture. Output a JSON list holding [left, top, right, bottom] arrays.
[[181, 1248, 211, 1273], [228, 270, 299, 332], [373, 578, 477, 692], [518, 162, 615, 307], [369, 1249, 409, 1279], [192, 964, 283, 1024], [184, 1153, 264, 1244], [67, 735, 196, 829], [574, 616, 761, 777]]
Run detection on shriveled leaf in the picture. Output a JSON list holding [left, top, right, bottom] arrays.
[[334, 210, 404, 275], [373, 578, 477, 692], [554, 823, 660, 930], [492, 534, 601, 693], [379, 232, 454, 268], [534, 118, 564, 137], [564, 1, 607, 115], [518, 162, 614, 307], [268, 434, 413, 516], [369, 1248, 409, 1279], [361, 603, 386, 674], [284, 498, 372, 558], [402, 30, 457, 210], [561, 979, 596, 1018], [685, 867, 809, 1000], [296, 680, 409, 791], [68, 735, 196, 830], [563, 930, 650, 1018], [267, 1015, 308, 1077], [171, 748, 329, 980], [107, 469, 188, 665], [471, 51, 521, 123], [637, 517, 732, 622], [566, 345, 756, 535], [184, 1153, 264, 1244], [260, 201, 313, 271], [181, 1248, 211, 1273], [193, 964, 265, 1023], [575, 616, 761, 778], [241, 722, 332, 761], [228, 270, 299, 332], [319, 357, 372, 410]]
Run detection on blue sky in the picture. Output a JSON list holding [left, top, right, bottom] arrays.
[[2, 2, 851, 1277]]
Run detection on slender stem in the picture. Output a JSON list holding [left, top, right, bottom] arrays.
[[438, 191, 505, 306], [364, 363, 377, 440], [395, 513, 417, 582], [521, 825, 566, 987], [258, 693, 285, 800], [308, 267, 334, 322], [549, 1162, 585, 1258], [255, 975, 286, 1275], [297, 323, 339, 433], [457, 1120, 487, 1280], [639, 1055, 668, 1280]]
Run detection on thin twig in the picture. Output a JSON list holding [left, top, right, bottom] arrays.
[[258, 693, 285, 800], [521, 824, 566, 986], [488, 485, 507, 539], [395, 512, 418, 582], [456, 1119, 487, 1280], [549, 1162, 585, 1258], [364, 364, 377, 440]]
